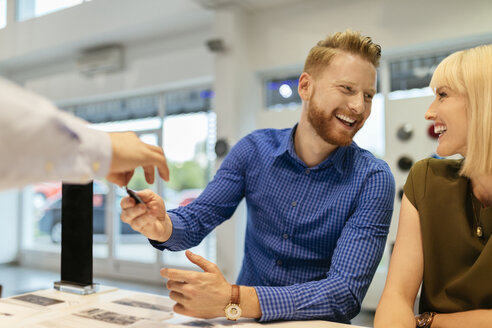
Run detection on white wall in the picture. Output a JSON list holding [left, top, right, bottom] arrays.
[[247, 0, 492, 71], [21, 30, 215, 103], [0, 0, 211, 68]]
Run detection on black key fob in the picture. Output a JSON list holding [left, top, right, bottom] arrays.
[[125, 187, 143, 204]]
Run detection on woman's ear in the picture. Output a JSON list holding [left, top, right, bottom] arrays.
[[298, 72, 312, 101]]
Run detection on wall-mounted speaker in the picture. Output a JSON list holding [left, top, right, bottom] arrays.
[[206, 38, 226, 53]]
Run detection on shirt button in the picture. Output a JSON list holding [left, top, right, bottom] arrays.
[[291, 201, 297, 207], [283, 233, 289, 239], [92, 161, 101, 172], [305, 169, 310, 175], [276, 260, 283, 266], [44, 162, 54, 173]]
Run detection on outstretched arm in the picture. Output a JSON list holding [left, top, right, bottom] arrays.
[[374, 194, 424, 328], [431, 310, 492, 328], [131, 136, 252, 251], [106, 131, 169, 186], [120, 189, 173, 242], [0, 78, 168, 190]]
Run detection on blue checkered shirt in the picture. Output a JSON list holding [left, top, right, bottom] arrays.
[[151, 125, 395, 323]]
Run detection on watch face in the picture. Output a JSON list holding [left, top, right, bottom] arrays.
[[225, 303, 242, 320], [416, 313, 431, 327]]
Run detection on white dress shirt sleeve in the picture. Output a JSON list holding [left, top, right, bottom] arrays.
[[0, 77, 112, 190]]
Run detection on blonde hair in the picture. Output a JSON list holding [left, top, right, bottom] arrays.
[[430, 45, 492, 177], [303, 29, 381, 77]]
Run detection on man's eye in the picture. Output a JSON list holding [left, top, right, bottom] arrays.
[[341, 85, 352, 92], [364, 93, 374, 100]]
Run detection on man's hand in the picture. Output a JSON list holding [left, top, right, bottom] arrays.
[[106, 131, 169, 186], [161, 250, 231, 318], [120, 189, 172, 242]]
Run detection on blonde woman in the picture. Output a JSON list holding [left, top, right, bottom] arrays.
[[375, 45, 492, 328]]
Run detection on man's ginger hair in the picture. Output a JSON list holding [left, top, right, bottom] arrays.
[[303, 29, 381, 77]]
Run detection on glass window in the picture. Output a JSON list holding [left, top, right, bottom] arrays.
[[16, 0, 87, 22], [165, 88, 213, 115], [265, 76, 301, 110], [23, 179, 109, 257], [0, 0, 6, 29], [91, 119, 162, 263], [65, 95, 160, 124], [21, 86, 216, 278], [389, 54, 448, 92], [161, 111, 217, 266], [22, 182, 62, 252], [387, 46, 489, 92]]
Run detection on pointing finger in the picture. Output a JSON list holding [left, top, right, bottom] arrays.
[[185, 250, 220, 274]]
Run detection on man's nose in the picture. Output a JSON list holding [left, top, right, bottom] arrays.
[[348, 93, 365, 114]]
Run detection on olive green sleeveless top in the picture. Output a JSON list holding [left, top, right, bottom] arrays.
[[404, 158, 492, 313]]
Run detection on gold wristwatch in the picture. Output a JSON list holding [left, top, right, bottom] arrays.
[[416, 312, 436, 328], [224, 284, 242, 320]]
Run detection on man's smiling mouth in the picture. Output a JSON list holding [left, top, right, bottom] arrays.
[[335, 114, 356, 127]]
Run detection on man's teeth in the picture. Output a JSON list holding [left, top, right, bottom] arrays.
[[434, 125, 447, 135], [336, 114, 356, 125]]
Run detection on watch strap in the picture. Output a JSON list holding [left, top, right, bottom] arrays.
[[231, 284, 240, 304]]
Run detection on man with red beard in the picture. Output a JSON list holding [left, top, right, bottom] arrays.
[[121, 30, 395, 324]]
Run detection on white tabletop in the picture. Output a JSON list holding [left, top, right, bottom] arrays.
[[0, 287, 368, 328]]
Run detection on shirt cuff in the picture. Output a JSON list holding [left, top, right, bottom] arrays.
[[254, 286, 296, 322], [84, 127, 112, 180], [55, 111, 112, 184], [149, 212, 186, 251]]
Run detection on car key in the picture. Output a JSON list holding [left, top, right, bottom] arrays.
[[125, 186, 144, 204]]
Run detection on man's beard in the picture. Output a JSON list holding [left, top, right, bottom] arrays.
[[307, 99, 362, 147]]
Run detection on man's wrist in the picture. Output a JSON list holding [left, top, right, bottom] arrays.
[[148, 213, 173, 244], [159, 213, 173, 242], [239, 286, 262, 319]]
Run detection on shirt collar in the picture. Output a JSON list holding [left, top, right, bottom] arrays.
[[273, 123, 350, 175], [272, 124, 296, 158]]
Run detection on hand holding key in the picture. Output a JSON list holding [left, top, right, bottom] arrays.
[[125, 186, 144, 204], [120, 189, 173, 243]]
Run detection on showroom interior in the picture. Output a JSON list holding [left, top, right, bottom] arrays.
[[1, 0, 492, 326]]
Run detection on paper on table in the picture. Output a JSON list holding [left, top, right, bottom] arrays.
[[0, 300, 46, 326], [37, 292, 174, 328]]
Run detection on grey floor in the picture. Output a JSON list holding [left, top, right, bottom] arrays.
[[0, 263, 374, 327]]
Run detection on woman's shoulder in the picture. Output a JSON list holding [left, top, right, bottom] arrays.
[[411, 158, 463, 180]]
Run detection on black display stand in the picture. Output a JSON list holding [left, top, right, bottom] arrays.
[[54, 182, 98, 295]]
